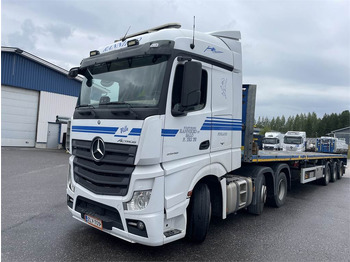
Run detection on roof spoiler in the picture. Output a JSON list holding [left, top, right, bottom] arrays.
[[116, 23, 181, 42]]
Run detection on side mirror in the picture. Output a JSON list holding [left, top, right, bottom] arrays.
[[181, 61, 202, 108], [68, 67, 79, 79]]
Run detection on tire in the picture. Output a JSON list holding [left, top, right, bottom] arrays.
[[337, 161, 343, 180], [247, 175, 266, 215], [321, 163, 330, 186], [270, 172, 287, 208], [186, 183, 211, 243], [330, 162, 337, 183]]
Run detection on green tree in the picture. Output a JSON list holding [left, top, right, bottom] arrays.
[[339, 110, 350, 128], [286, 116, 294, 131], [275, 116, 282, 131], [280, 115, 286, 132], [305, 112, 313, 137], [270, 117, 276, 131], [294, 114, 301, 130], [259, 126, 271, 136]]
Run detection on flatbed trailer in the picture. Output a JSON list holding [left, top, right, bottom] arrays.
[[251, 151, 347, 163], [242, 84, 347, 165], [234, 84, 347, 215]]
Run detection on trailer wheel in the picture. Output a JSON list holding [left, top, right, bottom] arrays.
[[247, 175, 266, 215], [337, 161, 343, 180], [186, 183, 211, 243], [270, 172, 287, 208], [321, 163, 330, 186], [330, 162, 337, 183]]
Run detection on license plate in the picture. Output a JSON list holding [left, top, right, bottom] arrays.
[[84, 214, 103, 230]]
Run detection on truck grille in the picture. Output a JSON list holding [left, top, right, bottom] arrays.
[[72, 139, 136, 196]]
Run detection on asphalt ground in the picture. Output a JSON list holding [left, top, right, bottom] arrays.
[[1, 147, 349, 261]]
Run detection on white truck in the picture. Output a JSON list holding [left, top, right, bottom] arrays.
[[262, 132, 284, 151], [66, 23, 347, 246], [283, 131, 306, 152]]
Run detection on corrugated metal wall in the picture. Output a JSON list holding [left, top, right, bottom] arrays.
[[1, 52, 81, 97]]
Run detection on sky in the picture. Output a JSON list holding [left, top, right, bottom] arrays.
[[1, 0, 349, 119]]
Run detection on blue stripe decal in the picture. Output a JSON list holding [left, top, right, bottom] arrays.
[[128, 128, 142, 136], [201, 126, 242, 131], [72, 126, 118, 134], [114, 135, 128, 137], [204, 120, 242, 124], [161, 129, 179, 137], [201, 123, 242, 127], [201, 117, 242, 131], [207, 117, 242, 121]]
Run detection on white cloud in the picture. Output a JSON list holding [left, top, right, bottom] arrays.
[[2, 0, 349, 119]]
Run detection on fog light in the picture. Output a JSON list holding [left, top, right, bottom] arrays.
[[137, 221, 145, 231], [67, 195, 74, 209], [125, 190, 151, 211]]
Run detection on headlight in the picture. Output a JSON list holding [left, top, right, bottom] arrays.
[[67, 164, 75, 192], [125, 190, 152, 211]]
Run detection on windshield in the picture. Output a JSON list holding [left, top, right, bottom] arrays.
[[78, 55, 168, 108], [320, 139, 332, 144], [263, 138, 278, 144], [284, 136, 302, 144]]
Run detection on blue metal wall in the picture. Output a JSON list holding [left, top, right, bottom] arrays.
[[1, 52, 81, 97]]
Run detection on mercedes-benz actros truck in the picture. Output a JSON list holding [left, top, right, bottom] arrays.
[[66, 23, 347, 246]]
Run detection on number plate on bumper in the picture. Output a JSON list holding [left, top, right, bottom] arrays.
[[84, 214, 103, 230]]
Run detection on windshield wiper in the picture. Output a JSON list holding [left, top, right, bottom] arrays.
[[100, 102, 138, 118], [76, 104, 96, 116], [99, 101, 132, 107], [76, 104, 96, 109]]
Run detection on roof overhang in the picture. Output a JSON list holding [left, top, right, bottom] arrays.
[[1, 46, 83, 82]]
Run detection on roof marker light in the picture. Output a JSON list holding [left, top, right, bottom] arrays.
[[90, 50, 100, 57], [127, 39, 139, 47]]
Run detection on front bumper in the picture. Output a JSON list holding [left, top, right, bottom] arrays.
[[66, 157, 186, 246]]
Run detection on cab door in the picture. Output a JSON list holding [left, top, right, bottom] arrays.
[[162, 59, 212, 163]]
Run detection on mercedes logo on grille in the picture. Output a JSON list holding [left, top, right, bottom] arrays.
[[91, 137, 105, 161]]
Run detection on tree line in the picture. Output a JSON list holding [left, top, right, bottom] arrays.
[[255, 110, 350, 137]]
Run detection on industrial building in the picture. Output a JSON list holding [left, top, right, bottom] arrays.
[[1, 47, 81, 148], [331, 126, 350, 145]]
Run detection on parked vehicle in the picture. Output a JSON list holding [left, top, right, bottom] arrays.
[[316, 136, 349, 154], [66, 24, 347, 246], [306, 138, 317, 152], [262, 132, 284, 151], [283, 131, 306, 152]]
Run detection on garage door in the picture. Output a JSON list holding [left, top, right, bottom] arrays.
[[1, 86, 39, 147]]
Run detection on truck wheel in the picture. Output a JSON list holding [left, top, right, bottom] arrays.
[[186, 183, 211, 243], [270, 172, 287, 208], [337, 161, 343, 180], [247, 175, 266, 215], [321, 163, 330, 186], [330, 162, 337, 183]]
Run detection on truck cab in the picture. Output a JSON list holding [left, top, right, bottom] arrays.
[[262, 132, 284, 151], [283, 131, 306, 152], [67, 24, 244, 246]]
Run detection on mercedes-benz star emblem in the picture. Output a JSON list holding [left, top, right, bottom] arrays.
[[91, 138, 105, 161]]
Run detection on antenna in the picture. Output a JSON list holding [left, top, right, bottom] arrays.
[[121, 26, 131, 42], [190, 16, 195, 49]]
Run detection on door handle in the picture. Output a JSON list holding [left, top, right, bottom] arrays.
[[199, 140, 210, 150]]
